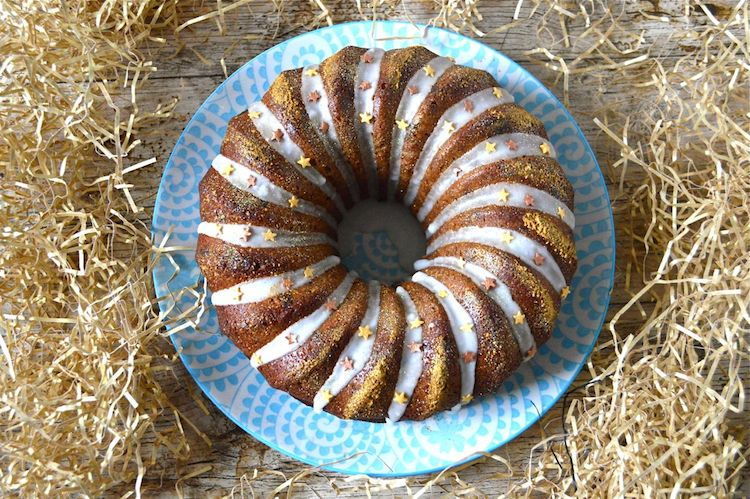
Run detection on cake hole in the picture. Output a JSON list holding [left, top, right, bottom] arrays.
[[337, 200, 426, 285]]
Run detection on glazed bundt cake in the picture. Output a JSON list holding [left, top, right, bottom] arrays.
[[196, 46, 576, 422]]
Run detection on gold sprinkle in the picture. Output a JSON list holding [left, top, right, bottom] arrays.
[[288, 195, 299, 208], [461, 393, 473, 405], [513, 310, 526, 324], [498, 189, 510, 202], [393, 392, 409, 404], [423, 64, 435, 77], [357, 325, 373, 340], [297, 156, 311, 168], [359, 112, 373, 124], [396, 119, 409, 130], [409, 318, 424, 329], [557, 206, 566, 218], [540, 142, 551, 155], [248, 110, 261, 119], [303, 68, 318, 77], [263, 229, 277, 242], [235, 287, 244, 301], [492, 87, 503, 98], [442, 121, 455, 133], [219, 164, 234, 176], [485, 141, 496, 153], [561, 286, 571, 299], [460, 323, 473, 333], [303, 266, 314, 279], [436, 289, 448, 299], [251, 352, 262, 365], [500, 231, 514, 244], [320, 388, 333, 402]]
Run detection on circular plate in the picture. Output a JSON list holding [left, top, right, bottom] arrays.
[[152, 20, 615, 477]]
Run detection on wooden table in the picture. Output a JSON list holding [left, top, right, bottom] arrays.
[[122, 1, 740, 496]]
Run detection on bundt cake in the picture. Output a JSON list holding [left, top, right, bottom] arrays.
[[196, 45, 576, 422]]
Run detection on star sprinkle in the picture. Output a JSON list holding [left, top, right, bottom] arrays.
[[297, 155, 311, 168], [358, 80, 372, 91], [462, 351, 477, 363], [272, 128, 284, 141], [561, 286, 571, 299], [251, 352, 262, 365], [281, 277, 294, 289], [533, 252, 545, 266], [483, 277, 497, 290], [407, 85, 419, 95], [263, 229, 277, 242], [240, 227, 252, 242], [325, 299, 338, 311], [248, 110, 262, 119], [220, 164, 234, 176], [442, 121, 455, 133], [303, 68, 318, 77], [524, 345, 538, 359], [557, 206, 566, 218], [341, 357, 354, 370], [524, 194, 535, 207], [456, 258, 466, 268], [506, 139, 518, 151], [409, 318, 424, 329], [461, 393, 473, 405], [463, 99, 474, 112], [484, 141, 496, 153], [436, 289, 448, 299], [396, 119, 409, 130], [393, 392, 409, 404], [513, 311, 526, 324], [460, 323, 473, 333], [214, 223, 225, 234], [500, 231, 514, 244], [319, 121, 329, 133], [288, 195, 299, 208], [235, 287, 244, 302], [498, 188, 510, 202], [540, 142, 551, 155], [361, 52, 374, 63], [357, 325, 373, 340], [408, 341, 422, 353], [285, 333, 297, 345], [492, 87, 503, 98], [246, 174, 257, 187], [307, 90, 321, 102], [320, 388, 333, 402], [359, 112, 373, 124], [303, 266, 315, 279], [423, 64, 435, 77]]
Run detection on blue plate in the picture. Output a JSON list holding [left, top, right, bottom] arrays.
[[152, 20, 615, 477]]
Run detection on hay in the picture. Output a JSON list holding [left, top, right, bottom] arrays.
[[1, 0, 747, 496]]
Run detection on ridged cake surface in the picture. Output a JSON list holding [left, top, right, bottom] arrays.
[[196, 45, 576, 422]]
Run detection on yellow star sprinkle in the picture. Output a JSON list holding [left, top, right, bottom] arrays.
[[513, 310, 526, 324], [442, 121, 455, 133], [436, 289, 448, 299], [396, 119, 409, 130], [500, 231, 514, 244], [540, 142, 551, 155], [320, 388, 333, 402], [561, 286, 571, 299], [359, 112, 373, 124], [423, 64, 435, 77], [220, 164, 234, 176], [303, 266, 315, 279], [251, 352, 262, 365], [409, 318, 424, 329], [461, 393, 473, 405], [498, 189, 510, 202], [263, 229, 277, 242], [248, 110, 262, 119], [393, 392, 409, 404], [288, 195, 299, 208], [492, 87, 503, 98], [303, 68, 318, 77], [456, 258, 466, 268], [297, 155, 311, 168], [235, 287, 244, 301], [460, 323, 473, 333], [484, 141, 496, 153], [557, 206, 566, 218], [357, 325, 373, 340]]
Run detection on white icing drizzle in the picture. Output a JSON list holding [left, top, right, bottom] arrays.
[[211, 255, 340, 306], [387, 57, 454, 200], [353, 48, 385, 198], [247, 101, 346, 214], [386, 287, 425, 422], [417, 132, 558, 221], [313, 280, 382, 411], [301, 64, 361, 202], [197, 222, 336, 249], [212, 154, 337, 229], [411, 272, 477, 403], [403, 86, 515, 206], [427, 226, 567, 292], [250, 272, 357, 367], [425, 182, 574, 237], [413, 257, 536, 358]]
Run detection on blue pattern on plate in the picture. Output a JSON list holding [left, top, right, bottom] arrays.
[[151, 21, 615, 477]]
